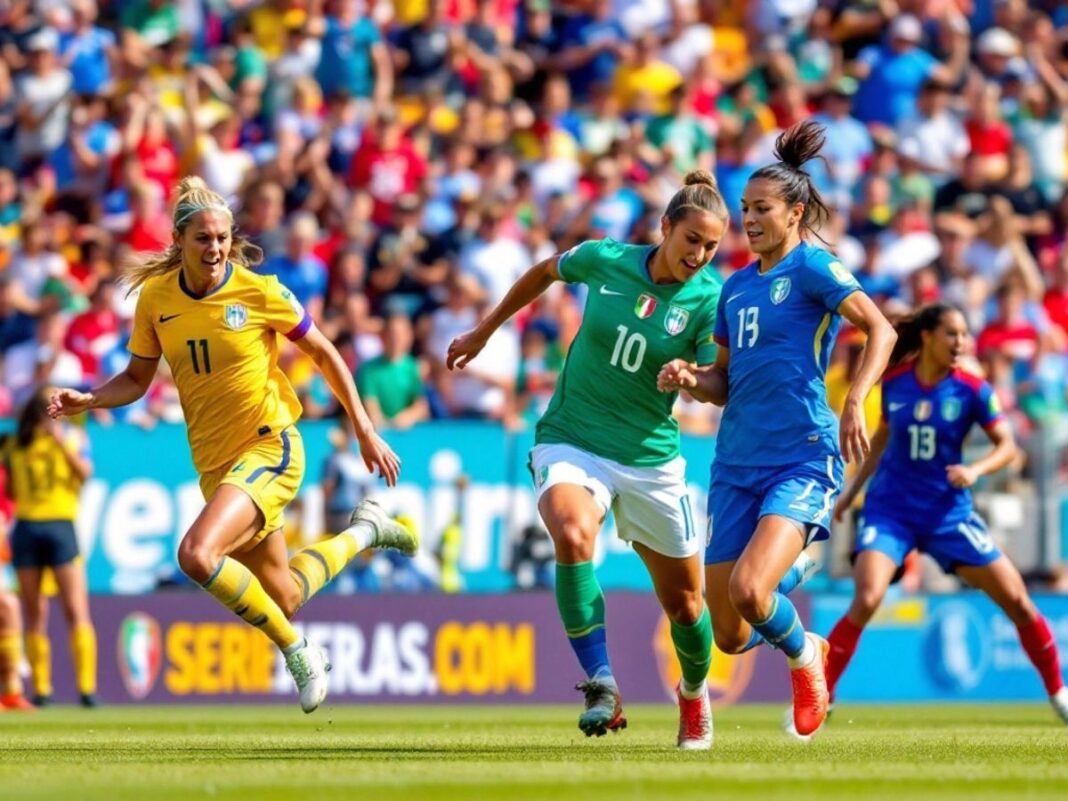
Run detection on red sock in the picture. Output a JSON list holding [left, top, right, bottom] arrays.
[[1016, 616, 1064, 695], [826, 615, 864, 697]]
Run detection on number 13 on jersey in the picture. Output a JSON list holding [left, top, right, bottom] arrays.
[[736, 307, 759, 349]]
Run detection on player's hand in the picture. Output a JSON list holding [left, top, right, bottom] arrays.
[[839, 400, 869, 464], [47, 388, 94, 419], [446, 329, 488, 370], [357, 431, 401, 487], [946, 464, 978, 489], [832, 490, 855, 523], [657, 359, 697, 393]]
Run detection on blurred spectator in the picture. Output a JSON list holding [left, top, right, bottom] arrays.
[[258, 211, 329, 321], [3, 310, 82, 408], [356, 312, 429, 429], [63, 279, 120, 383]]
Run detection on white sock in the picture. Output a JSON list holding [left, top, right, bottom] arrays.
[[341, 520, 375, 551], [282, 637, 306, 657], [679, 679, 706, 700], [786, 635, 816, 669]]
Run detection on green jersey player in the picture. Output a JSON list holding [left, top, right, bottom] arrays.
[[447, 171, 728, 750]]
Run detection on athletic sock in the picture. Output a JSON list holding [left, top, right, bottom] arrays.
[[555, 562, 613, 681], [1017, 615, 1064, 695], [752, 592, 806, 659], [69, 622, 97, 696], [288, 531, 365, 612], [777, 553, 812, 595], [671, 606, 713, 697], [200, 557, 301, 651], [0, 632, 22, 696], [826, 615, 864, 696], [24, 632, 51, 697]]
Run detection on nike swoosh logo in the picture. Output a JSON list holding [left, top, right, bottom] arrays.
[[727, 293, 744, 303], [599, 285, 624, 296], [888, 402, 907, 411], [158, 313, 182, 323]]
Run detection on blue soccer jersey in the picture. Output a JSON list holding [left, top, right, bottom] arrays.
[[713, 242, 860, 467], [864, 362, 1004, 525]]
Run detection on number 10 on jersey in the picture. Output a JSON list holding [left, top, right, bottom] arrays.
[[610, 325, 646, 373]]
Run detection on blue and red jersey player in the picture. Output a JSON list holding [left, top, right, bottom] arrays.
[[828, 304, 1068, 723]]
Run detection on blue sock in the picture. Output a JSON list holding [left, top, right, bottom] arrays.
[[777, 553, 813, 596], [569, 627, 613, 681], [751, 592, 806, 658], [738, 627, 765, 653]]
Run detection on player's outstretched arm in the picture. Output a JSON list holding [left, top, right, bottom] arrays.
[[837, 291, 897, 463], [295, 323, 400, 487], [48, 354, 160, 419], [833, 421, 890, 521], [447, 255, 562, 370], [658, 346, 730, 405]]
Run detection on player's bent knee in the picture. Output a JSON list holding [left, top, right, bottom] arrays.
[[177, 539, 221, 585], [853, 588, 886, 621], [550, 520, 596, 561], [727, 578, 766, 622], [713, 629, 749, 654], [664, 592, 703, 626]]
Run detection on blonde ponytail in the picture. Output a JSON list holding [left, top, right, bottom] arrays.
[[123, 176, 264, 294]]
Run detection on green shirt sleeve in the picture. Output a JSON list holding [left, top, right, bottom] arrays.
[[694, 279, 722, 365], [557, 239, 609, 285]]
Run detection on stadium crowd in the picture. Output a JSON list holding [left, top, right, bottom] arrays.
[[0, 0, 1065, 446]]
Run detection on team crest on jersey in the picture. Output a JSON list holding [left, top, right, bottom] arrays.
[[635, 293, 657, 319], [914, 400, 933, 422], [281, 288, 304, 317], [770, 277, 792, 305], [941, 398, 962, 422], [224, 303, 248, 330], [664, 305, 689, 336]]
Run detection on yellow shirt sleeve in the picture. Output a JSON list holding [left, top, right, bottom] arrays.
[[129, 285, 162, 359], [263, 277, 312, 341]]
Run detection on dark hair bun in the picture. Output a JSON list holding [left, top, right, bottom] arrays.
[[774, 120, 826, 170]]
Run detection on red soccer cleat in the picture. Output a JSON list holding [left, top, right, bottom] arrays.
[[676, 684, 713, 750], [790, 633, 830, 736], [1, 693, 37, 712]]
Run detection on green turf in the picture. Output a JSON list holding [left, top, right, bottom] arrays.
[[1, 704, 1066, 800]]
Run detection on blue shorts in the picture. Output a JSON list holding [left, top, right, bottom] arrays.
[[854, 509, 1001, 574], [705, 456, 843, 565], [10, 519, 79, 569]]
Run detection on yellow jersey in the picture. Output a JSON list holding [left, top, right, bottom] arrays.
[[128, 264, 311, 473], [4, 427, 89, 521]]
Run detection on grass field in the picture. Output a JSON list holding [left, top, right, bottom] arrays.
[[1, 704, 1066, 800]]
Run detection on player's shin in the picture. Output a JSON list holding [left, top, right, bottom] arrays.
[[751, 592, 807, 660], [24, 631, 52, 699], [200, 556, 301, 651], [288, 538, 359, 613], [0, 631, 23, 697], [1016, 615, 1064, 696], [69, 622, 97, 697], [826, 615, 864, 696], [555, 562, 613, 681], [671, 605, 713, 697]]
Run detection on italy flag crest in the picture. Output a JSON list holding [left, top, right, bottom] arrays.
[[635, 293, 657, 319]]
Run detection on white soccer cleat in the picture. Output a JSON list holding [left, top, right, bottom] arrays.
[[285, 641, 332, 713], [1051, 687, 1068, 725], [350, 499, 419, 556], [782, 705, 812, 743], [676, 683, 713, 750]]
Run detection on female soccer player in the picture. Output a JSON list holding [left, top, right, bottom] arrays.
[[659, 121, 897, 737], [48, 177, 416, 713], [826, 303, 1068, 722], [4, 391, 97, 707], [0, 588, 33, 710], [448, 172, 728, 749]]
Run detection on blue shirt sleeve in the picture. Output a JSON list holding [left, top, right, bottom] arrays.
[[712, 280, 729, 345], [973, 380, 1004, 430], [801, 248, 861, 313]]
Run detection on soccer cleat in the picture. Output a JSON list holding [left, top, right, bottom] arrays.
[[285, 641, 332, 713], [782, 706, 811, 743], [79, 693, 100, 708], [1051, 687, 1068, 724], [676, 684, 713, 750], [576, 678, 627, 737], [30, 694, 52, 708], [0, 693, 36, 712], [350, 499, 419, 556], [790, 633, 830, 737]]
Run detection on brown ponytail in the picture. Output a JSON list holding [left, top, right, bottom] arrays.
[[664, 169, 729, 224], [749, 120, 832, 238]]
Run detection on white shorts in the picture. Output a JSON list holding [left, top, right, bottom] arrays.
[[529, 442, 699, 559]]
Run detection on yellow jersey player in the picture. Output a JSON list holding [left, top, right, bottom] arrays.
[[4, 391, 97, 708], [48, 176, 417, 713]]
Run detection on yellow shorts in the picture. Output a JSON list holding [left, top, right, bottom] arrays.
[[199, 426, 306, 544]]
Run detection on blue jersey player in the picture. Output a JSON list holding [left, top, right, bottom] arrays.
[[827, 304, 1068, 723], [658, 120, 896, 737]]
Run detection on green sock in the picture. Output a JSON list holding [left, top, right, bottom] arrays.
[[555, 562, 612, 679], [671, 606, 713, 693]]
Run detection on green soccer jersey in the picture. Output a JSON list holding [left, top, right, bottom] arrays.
[[535, 238, 723, 466]]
